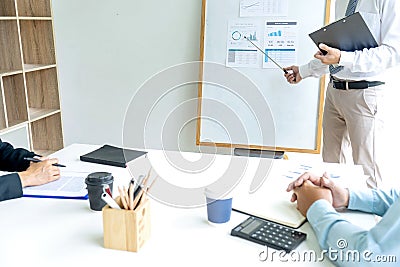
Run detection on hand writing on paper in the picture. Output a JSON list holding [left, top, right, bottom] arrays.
[[19, 158, 60, 187]]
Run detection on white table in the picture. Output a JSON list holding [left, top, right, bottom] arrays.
[[0, 144, 376, 267]]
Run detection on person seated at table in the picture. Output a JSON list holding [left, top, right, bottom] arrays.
[[0, 139, 60, 202], [287, 172, 399, 266]]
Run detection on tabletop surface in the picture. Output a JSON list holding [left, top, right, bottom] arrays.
[[0, 144, 376, 267]]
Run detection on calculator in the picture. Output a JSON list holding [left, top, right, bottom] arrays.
[[231, 216, 307, 252]]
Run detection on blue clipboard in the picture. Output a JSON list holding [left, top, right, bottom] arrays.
[[23, 194, 88, 200]]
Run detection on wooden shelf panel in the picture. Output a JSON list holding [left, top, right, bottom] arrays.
[[0, 121, 27, 135], [8, 119, 26, 127], [26, 67, 60, 111], [24, 63, 56, 73], [0, 0, 16, 17], [18, 17, 52, 21], [0, 69, 23, 77], [0, 17, 17, 20], [19, 20, 55, 65], [2, 73, 28, 127], [29, 108, 59, 122], [31, 113, 63, 152], [17, 0, 51, 17], [0, 20, 23, 73]]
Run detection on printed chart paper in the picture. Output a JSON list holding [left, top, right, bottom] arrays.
[[263, 21, 298, 69], [240, 0, 289, 17], [226, 20, 262, 68]]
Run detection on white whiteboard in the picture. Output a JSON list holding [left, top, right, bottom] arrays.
[[197, 0, 330, 153]]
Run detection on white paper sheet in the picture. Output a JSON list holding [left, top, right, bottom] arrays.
[[240, 0, 289, 17], [226, 20, 262, 68], [23, 172, 89, 198], [263, 21, 298, 69]]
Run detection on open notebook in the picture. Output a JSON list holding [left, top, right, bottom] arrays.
[[232, 159, 365, 228]]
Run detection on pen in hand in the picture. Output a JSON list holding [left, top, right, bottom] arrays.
[[23, 157, 66, 168]]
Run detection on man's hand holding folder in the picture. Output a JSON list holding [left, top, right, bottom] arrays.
[[314, 43, 341, 65]]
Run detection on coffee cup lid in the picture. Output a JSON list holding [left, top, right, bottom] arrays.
[[85, 172, 113, 185]]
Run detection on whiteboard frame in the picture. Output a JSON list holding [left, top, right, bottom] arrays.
[[197, 0, 332, 154]]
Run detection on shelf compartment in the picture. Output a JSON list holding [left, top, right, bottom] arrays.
[[31, 112, 63, 153], [0, 20, 23, 74], [2, 73, 28, 127], [0, 0, 17, 17], [0, 122, 30, 149], [17, 0, 51, 17], [25, 67, 60, 115], [19, 20, 55, 65]]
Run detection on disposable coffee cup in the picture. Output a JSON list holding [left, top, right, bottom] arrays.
[[205, 188, 233, 224], [85, 172, 114, 211]]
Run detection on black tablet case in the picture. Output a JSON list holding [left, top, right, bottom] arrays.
[[80, 145, 147, 168]]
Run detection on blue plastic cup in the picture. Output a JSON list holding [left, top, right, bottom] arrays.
[[205, 188, 232, 223]]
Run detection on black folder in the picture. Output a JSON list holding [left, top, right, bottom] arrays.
[[80, 144, 147, 168], [309, 12, 378, 54]]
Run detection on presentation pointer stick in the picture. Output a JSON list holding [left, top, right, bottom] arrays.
[[244, 36, 290, 75], [23, 157, 66, 168]]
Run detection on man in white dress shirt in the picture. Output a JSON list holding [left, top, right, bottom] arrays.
[[284, 0, 400, 188]]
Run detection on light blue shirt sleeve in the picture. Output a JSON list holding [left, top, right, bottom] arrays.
[[307, 189, 400, 266], [348, 189, 400, 216]]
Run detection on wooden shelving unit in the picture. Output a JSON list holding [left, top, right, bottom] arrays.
[[0, 0, 63, 155]]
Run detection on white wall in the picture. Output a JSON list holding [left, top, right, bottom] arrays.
[[52, 0, 202, 151], [52, 0, 400, 187], [380, 66, 400, 188]]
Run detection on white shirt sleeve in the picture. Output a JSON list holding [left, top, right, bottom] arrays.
[[339, 0, 400, 73]]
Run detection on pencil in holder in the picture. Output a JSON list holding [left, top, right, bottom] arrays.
[[102, 196, 151, 252]]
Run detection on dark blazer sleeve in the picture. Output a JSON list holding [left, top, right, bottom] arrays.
[[0, 173, 23, 201], [0, 139, 35, 172]]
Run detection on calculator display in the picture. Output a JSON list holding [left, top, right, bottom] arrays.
[[242, 220, 262, 234]]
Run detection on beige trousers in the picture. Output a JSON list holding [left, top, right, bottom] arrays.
[[322, 82, 385, 188]]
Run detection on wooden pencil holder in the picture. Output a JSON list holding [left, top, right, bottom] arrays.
[[102, 196, 151, 252]]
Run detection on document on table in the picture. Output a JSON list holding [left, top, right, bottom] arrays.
[[23, 172, 89, 199], [232, 159, 366, 228]]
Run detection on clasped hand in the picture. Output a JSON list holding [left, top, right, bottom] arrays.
[[286, 172, 350, 216]]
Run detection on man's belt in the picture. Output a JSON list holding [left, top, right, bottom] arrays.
[[332, 80, 385, 90]]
